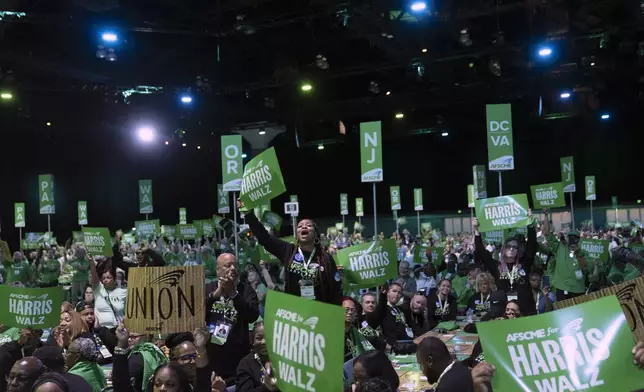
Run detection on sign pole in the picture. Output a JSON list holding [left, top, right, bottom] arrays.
[[590, 200, 594, 231], [292, 216, 296, 237], [342, 215, 345, 231], [47, 215, 51, 235], [498, 171, 503, 196], [416, 211, 420, 236], [233, 191, 238, 260], [570, 193, 575, 230], [372, 183, 378, 239], [470, 207, 474, 231], [146, 213, 149, 221], [19, 227, 22, 248]]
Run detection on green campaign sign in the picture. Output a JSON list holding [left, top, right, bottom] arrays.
[[473, 165, 488, 199], [179, 208, 187, 225], [262, 210, 283, 230], [178, 224, 199, 240], [38, 174, 55, 214], [72, 231, 84, 243], [486, 104, 514, 171], [135, 219, 160, 237], [483, 230, 505, 244], [22, 232, 46, 249], [612, 196, 618, 208], [14, 202, 25, 228], [217, 184, 230, 214], [390, 186, 401, 211], [221, 135, 243, 192], [290, 195, 298, 203], [340, 193, 349, 215], [162, 225, 177, 237], [530, 182, 566, 209], [197, 220, 215, 237], [0, 286, 63, 328], [240, 147, 287, 210], [560, 156, 576, 193], [82, 227, 113, 257], [477, 296, 641, 392], [475, 194, 530, 232], [414, 188, 423, 211], [355, 198, 364, 217], [430, 246, 445, 267], [467, 184, 476, 208], [359, 121, 383, 182], [585, 176, 597, 201], [259, 236, 295, 263], [413, 244, 429, 264], [264, 290, 344, 392], [139, 179, 153, 214], [335, 239, 397, 289], [78, 201, 88, 226], [580, 239, 610, 262]]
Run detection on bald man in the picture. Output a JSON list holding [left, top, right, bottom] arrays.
[[206, 252, 259, 385], [416, 337, 474, 391], [7, 357, 46, 392]]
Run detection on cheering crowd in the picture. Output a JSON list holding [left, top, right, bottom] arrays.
[[1, 204, 644, 392]]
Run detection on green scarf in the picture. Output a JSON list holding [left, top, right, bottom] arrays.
[[129, 342, 168, 390], [346, 326, 374, 358], [69, 360, 106, 392]]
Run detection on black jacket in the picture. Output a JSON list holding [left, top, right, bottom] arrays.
[[206, 280, 260, 382], [402, 302, 430, 336], [426, 292, 457, 330], [368, 291, 415, 345], [235, 352, 272, 392], [246, 211, 342, 305]]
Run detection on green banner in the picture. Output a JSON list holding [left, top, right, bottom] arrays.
[[413, 244, 429, 264], [335, 239, 397, 288], [289, 195, 298, 203], [139, 179, 153, 214], [78, 201, 88, 226], [388, 186, 400, 211], [72, 231, 84, 243], [530, 182, 566, 209], [413, 188, 423, 211], [178, 224, 199, 240], [264, 290, 344, 392], [475, 194, 530, 232], [162, 225, 177, 237], [477, 296, 641, 391], [179, 208, 187, 225], [0, 286, 63, 328], [135, 219, 160, 237], [82, 227, 113, 257], [467, 184, 476, 208], [340, 193, 349, 215], [359, 121, 383, 182], [259, 236, 295, 263], [197, 220, 215, 237], [22, 232, 46, 249], [355, 198, 364, 217], [612, 196, 618, 208], [486, 104, 514, 171], [473, 165, 488, 199], [221, 135, 243, 192], [240, 147, 286, 210], [560, 156, 576, 193], [579, 238, 610, 262], [217, 184, 230, 214], [14, 202, 25, 228], [38, 174, 55, 214], [254, 203, 271, 219], [430, 246, 445, 267], [262, 210, 283, 230], [585, 176, 596, 201]]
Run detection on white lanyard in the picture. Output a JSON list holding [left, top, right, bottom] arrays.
[[434, 361, 456, 390], [438, 296, 449, 313], [535, 291, 541, 311], [480, 294, 490, 306], [297, 247, 317, 269]]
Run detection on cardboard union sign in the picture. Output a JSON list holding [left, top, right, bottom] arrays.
[[125, 266, 205, 334], [555, 275, 644, 341], [284, 202, 299, 216]]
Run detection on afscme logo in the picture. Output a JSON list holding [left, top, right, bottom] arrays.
[[489, 120, 510, 132]]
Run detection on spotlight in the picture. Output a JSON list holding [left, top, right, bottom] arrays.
[[101, 32, 118, 43], [318, 144, 324, 150], [182, 142, 187, 147], [0, 92, 12, 100], [441, 132, 449, 136], [410, 1, 427, 12], [538, 47, 553, 57], [46, 122, 51, 126], [601, 113, 610, 120], [197, 145, 201, 150], [421, 48, 428, 53], [96, 45, 107, 59], [395, 113, 404, 119], [590, 62, 596, 67], [180, 95, 193, 104], [164, 140, 169, 145], [560, 92, 571, 99], [301, 83, 313, 92], [137, 127, 155, 143], [242, 154, 247, 158], [106, 49, 117, 62], [259, 130, 266, 135], [386, 91, 391, 96]]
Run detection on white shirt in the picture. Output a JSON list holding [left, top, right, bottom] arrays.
[[94, 283, 127, 329], [416, 272, 436, 293]]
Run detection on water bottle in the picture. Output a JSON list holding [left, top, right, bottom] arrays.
[[466, 308, 474, 324], [208, 323, 216, 335]]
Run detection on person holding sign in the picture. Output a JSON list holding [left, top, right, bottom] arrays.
[[426, 279, 458, 330], [89, 246, 127, 329], [368, 282, 415, 348], [473, 215, 537, 315], [240, 200, 342, 305]]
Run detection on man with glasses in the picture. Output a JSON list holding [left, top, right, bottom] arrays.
[[7, 357, 46, 392]]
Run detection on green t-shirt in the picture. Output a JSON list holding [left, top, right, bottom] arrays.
[[203, 256, 217, 278], [163, 252, 185, 267], [0, 327, 20, 346], [608, 263, 641, 285], [39, 258, 61, 284], [545, 235, 586, 294], [70, 257, 90, 283], [451, 275, 474, 307], [3, 260, 33, 284]]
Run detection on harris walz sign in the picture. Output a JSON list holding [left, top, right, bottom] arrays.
[[125, 266, 205, 334]]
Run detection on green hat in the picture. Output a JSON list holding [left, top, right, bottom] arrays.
[[567, 230, 580, 237]]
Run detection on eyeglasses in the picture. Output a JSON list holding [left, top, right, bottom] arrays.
[[344, 307, 357, 314], [175, 353, 197, 364], [506, 245, 518, 250]]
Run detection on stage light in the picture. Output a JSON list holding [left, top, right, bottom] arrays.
[[410, 1, 427, 12], [182, 142, 187, 147], [601, 113, 610, 120], [242, 153, 247, 158], [164, 140, 169, 145], [259, 130, 266, 135], [458, 210, 462, 214], [421, 48, 428, 53], [180, 95, 193, 104], [301, 83, 313, 92], [395, 113, 404, 119], [318, 144, 324, 150], [590, 62, 596, 66], [441, 132, 449, 136], [46, 122, 51, 126], [560, 92, 571, 99], [0, 92, 12, 100], [106, 49, 117, 61], [386, 91, 391, 96], [137, 127, 155, 142], [538, 47, 553, 57], [638, 199, 642, 204], [102, 32, 118, 43], [197, 145, 201, 150]]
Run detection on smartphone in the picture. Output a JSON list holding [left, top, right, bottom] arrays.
[[542, 275, 550, 288]]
